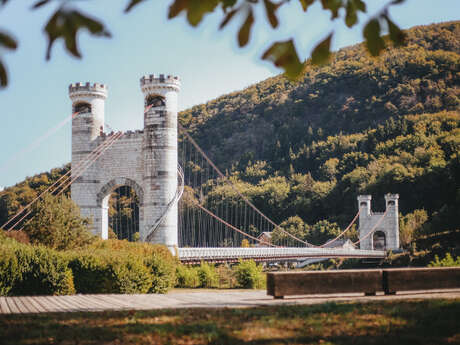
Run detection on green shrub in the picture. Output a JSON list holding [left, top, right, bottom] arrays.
[[89, 240, 178, 293], [8, 244, 75, 296], [68, 250, 152, 294], [234, 260, 265, 289], [107, 254, 152, 294], [197, 262, 218, 288], [23, 194, 95, 251], [67, 251, 112, 293], [216, 264, 237, 288], [428, 253, 460, 267], [0, 243, 21, 295], [175, 265, 200, 288]]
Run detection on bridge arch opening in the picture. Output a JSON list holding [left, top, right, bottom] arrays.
[[373, 231, 386, 250], [108, 186, 140, 241], [97, 178, 144, 241]]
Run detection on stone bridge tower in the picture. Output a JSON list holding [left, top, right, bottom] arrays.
[[69, 75, 180, 251], [358, 194, 400, 251]]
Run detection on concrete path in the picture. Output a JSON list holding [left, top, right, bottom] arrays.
[[1, 289, 459, 315]]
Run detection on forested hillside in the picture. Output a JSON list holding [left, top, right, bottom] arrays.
[[180, 21, 459, 171], [1, 22, 459, 261]]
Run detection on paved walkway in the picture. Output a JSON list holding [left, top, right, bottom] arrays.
[[1, 289, 459, 314]]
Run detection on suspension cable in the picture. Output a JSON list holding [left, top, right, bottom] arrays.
[[319, 210, 360, 248], [0, 112, 79, 174], [2, 129, 119, 229], [194, 202, 277, 247], [179, 124, 316, 247], [353, 210, 388, 246], [5, 132, 123, 230]]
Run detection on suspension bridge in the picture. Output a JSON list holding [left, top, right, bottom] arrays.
[[1, 76, 390, 263]]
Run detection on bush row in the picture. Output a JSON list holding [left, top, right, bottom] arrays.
[[0, 234, 177, 296], [175, 260, 265, 289]]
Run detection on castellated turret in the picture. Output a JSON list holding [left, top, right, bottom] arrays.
[[358, 194, 400, 251], [69, 82, 107, 141], [140, 74, 181, 250]]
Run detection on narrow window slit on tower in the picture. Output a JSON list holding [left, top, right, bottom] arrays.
[[146, 95, 165, 108], [74, 102, 92, 114]]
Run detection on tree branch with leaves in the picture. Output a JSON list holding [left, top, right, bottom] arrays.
[[0, 0, 406, 88]]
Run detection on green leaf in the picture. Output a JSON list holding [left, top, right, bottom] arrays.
[[222, 0, 237, 10], [0, 59, 7, 87], [238, 9, 254, 47], [44, 9, 111, 60], [125, 0, 149, 13], [263, 0, 280, 29], [31, 0, 51, 9], [345, 0, 357, 28], [311, 32, 332, 65], [385, 15, 405, 47], [363, 18, 385, 56], [168, 0, 219, 26], [320, 0, 343, 19], [299, 0, 315, 11], [219, 8, 238, 29], [0, 31, 17, 50], [168, 0, 187, 18], [354, 0, 366, 11], [262, 39, 304, 80], [345, 0, 365, 28]]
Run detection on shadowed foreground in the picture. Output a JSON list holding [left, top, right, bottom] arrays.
[[0, 299, 458, 345]]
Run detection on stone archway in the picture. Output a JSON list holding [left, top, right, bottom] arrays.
[[373, 231, 386, 250], [97, 178, 144, 240]]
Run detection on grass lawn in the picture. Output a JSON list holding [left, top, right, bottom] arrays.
[[0, 299, 459, 345]]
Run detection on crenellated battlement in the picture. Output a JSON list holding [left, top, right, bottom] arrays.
[[69, 82, 108, 99], [140, 74, 180, 92]]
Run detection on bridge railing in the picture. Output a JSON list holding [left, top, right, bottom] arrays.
[[178, 247, 386, 262]]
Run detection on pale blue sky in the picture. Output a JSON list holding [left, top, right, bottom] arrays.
[[0, 0, 459, 189]]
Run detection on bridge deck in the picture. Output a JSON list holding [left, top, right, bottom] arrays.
[[178, 247, 386, 263]]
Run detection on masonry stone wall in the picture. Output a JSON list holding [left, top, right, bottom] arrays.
[[358, 194, 400, 250], [69, 76, 180, 251]]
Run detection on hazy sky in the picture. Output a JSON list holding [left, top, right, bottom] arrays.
[[0, 0, 459, 188]]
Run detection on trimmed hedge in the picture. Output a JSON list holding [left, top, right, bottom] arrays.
[[1, 234, 178, 296], [0, 234, 75, 296], [67, 250, 152, 294]]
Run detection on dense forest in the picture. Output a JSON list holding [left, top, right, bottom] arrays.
[[1, 22, 459, 262]]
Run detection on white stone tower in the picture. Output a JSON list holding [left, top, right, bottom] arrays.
[[69, 82, 108, 236], [69, 75, 180, 252], [140, 74, 180, 249], [358, 194, 400, 250]]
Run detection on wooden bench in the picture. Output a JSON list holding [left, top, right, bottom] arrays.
[[383, 267, 460, 294], [267, 267, 460, 298], [267, 269, 383, 299]]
